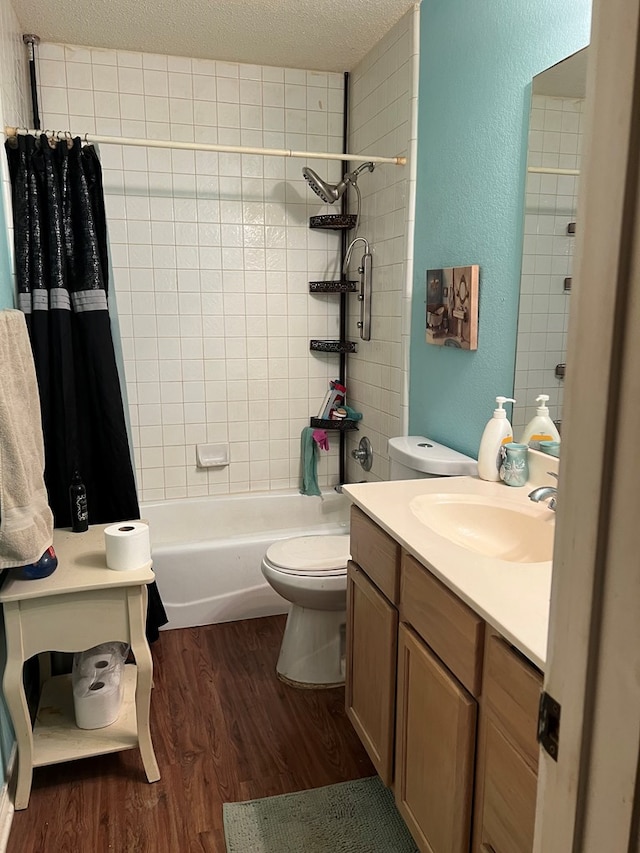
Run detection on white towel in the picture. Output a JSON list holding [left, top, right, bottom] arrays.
[[0, 310, 53, 569]]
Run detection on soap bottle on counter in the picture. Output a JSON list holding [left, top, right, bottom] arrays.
[[477, 396, 516, 481], [520, 394, 560, 450], [69, 470, 89, 533]]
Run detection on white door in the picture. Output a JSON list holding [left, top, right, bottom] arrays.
[[534, 0, 640, 849]]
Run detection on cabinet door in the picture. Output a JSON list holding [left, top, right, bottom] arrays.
[[346, 563, 398, 785], [395, 623, 477, 853], [475, 714, 537, 853]]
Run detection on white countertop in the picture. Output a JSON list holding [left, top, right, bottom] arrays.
[[343, 475, 554, 671]]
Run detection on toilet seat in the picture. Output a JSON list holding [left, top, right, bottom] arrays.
[[264, 535, 350, 577]]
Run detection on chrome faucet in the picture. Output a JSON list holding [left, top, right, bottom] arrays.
[[528, 472, 558, 511]]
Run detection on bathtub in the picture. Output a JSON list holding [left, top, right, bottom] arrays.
[[141, 489, 350, 630]]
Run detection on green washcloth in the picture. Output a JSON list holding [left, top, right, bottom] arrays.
[[300, 427, 321, 496], [344, 405, 363, 421]]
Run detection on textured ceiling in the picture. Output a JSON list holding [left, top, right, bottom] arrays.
[[533, 47, 588, 99], [13, 0, 415, 72]]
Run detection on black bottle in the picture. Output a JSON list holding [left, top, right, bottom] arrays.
[[69, 471, 89, 533]]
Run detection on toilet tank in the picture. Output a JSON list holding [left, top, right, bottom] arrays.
[[388, 436, 477, 479]]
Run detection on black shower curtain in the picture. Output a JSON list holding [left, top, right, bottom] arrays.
[[5, 134, 167, 641]]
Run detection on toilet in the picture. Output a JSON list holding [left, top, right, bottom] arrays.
[[386, 435, 478, 480], [261, 436, 477, 687]]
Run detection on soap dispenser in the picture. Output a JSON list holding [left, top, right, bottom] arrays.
[[520, 394, 561, 449], [477, 396, 516, 481]]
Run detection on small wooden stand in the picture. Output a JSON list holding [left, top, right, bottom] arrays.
[[0, 525, 160, 809]]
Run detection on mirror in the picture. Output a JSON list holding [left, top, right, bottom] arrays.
[[512, 48, 588, 441]]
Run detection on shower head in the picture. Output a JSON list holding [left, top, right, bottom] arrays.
[[302, 162, 375, 204]]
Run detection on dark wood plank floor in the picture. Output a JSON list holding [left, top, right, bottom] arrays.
[[8, 616, 374, 853]]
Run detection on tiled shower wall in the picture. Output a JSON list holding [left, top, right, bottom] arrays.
[[513, 93, 584, 436], [37, 42, 348, 501], [345, 6, 418, 482]]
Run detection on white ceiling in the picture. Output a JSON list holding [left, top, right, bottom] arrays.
[[13, 0, 416, 72], [533, 48, 589, 99]]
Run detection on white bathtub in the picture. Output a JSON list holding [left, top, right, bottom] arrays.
[[141, 489, 350, 630]]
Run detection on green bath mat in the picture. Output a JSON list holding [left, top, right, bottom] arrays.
[[223, 775, 418, 852]]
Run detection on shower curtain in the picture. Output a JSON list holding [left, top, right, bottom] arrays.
[[5, 134, 167, 640]]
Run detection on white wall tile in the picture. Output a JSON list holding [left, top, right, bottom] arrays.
[[512, 93, 582, 434], [345, 7, 417, 483], [38, 40, 347, 500]]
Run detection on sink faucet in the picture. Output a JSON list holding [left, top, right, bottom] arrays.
[[528, 472, 558, 511]]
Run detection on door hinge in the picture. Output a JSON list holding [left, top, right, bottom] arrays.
[[538, 691, 561, 761]]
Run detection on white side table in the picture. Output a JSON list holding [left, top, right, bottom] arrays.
[[0, 525, 160, 809]]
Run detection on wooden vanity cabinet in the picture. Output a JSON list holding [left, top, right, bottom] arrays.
[[396, 554, 484, 853], [472, 634, 543, 853], [346, 507, 543, 853], [345, 507, 400, 785], [395, 622, 477, 853]]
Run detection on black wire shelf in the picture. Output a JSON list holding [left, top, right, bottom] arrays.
[[310, 417, 359, 431], [310, 339, 358, 354], [309, 214, 357, 230], [309, 280, 358, 293]]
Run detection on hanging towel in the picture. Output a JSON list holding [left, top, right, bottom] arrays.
[[312, 429, 330, 451], [300, 427, 322, 497], [0, 310, 54, 569]]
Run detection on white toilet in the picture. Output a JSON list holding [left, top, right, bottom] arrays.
[[261, 436, 477, 687]]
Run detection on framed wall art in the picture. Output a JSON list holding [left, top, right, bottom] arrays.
[[425, 264, 479, 350]]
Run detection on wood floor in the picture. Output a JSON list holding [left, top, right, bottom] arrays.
[[7, 615, 374, 853]]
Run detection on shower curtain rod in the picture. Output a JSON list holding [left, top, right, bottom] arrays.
[[527, 166, 580, 176], [4, 126, 406, 166]]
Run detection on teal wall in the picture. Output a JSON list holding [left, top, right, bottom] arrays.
[[0, 186, 15, 310], [409, 0, 591, 458]]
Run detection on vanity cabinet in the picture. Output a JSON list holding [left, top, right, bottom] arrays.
[[345, 507, 400, 785], [472, 634, 543, 853], [395, 623, 476, 853], [396, 553, 483, 853], [346, 506, 543, 853]]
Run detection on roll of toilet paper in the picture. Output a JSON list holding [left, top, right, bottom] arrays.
[[73, 671, 124, 729], [75, 652, 116, 677], [104, 521, 151, 571]]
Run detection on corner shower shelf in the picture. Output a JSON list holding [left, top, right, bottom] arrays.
[[309, 214, 357, 231], [310, 340, 357, 354], [310, 417, 359, 431], [309, 280, 358, 293]]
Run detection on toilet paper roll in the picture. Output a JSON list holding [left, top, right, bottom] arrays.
[[75, 652, 116, 677], [73, 672, 124, 730], [104, 521, 151, 571]]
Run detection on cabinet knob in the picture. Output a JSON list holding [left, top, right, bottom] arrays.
[[480, 845, 497, 853]]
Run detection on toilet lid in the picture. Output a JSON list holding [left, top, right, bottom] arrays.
[[265, 535, 350, 574]]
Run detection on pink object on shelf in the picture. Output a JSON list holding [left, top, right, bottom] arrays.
[[312, 429, 330, 451]]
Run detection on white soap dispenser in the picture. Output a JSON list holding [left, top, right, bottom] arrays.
[[477, 396, 516, 481], [520, 394, 561, 449]]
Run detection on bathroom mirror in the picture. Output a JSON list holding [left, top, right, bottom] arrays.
[[511, 47, 588, 439]]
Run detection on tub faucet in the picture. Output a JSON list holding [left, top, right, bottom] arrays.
[[528, 472, 558, 511]]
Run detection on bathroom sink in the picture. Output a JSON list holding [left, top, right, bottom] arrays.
[[409, 493, 554, 564]]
